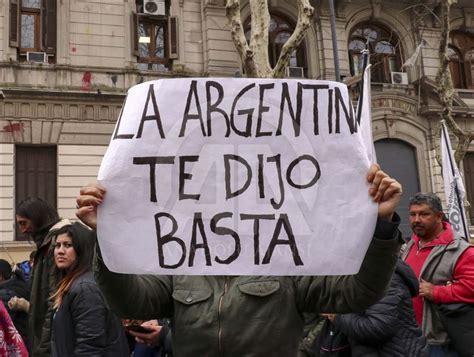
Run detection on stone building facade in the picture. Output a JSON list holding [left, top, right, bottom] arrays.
[[1, 0, 473, 260]]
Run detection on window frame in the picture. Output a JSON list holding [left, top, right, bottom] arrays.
[[448, 45, 465, 89], [9, 0, 57, 61], [19, 7, 41, 53], [348, 23, 402, 83], [137, 14, 170, 66], [131, 0, 178, 70], [449, 31, 474, 89], [15, 145, 57, 241]]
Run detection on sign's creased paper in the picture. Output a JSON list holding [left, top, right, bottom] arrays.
[[97, 77, 377, 275]]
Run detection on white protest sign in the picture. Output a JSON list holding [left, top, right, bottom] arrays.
[[97, 77, 377, 275]]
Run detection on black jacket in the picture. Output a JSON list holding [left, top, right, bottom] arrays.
[[51, 271, 129, 357], [0, 275, 30, 346], [335, 259, 428, 357]]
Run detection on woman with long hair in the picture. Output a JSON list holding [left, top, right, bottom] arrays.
[[50, 222, 128, 357], [15, 197, 68, 355]]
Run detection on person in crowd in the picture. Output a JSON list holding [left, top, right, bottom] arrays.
[[326, 258, 427, 356], [16, 250, 36, 284], [0, 259, 30, 350], [15, 197, 70, 356], [50, 222, 129, 357], [0, 300, 28, 356], [76, 164, 403, 356], [401, 192, 474, 356]]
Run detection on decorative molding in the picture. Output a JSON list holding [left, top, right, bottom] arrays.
[[371, 0, 381, 18], [0, 90, 123, 145]]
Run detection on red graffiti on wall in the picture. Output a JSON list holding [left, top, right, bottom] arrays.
[[82, 71, 92, 91], [1, 123, 23, 132]]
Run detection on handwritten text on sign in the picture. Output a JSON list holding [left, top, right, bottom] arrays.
[[97, 78, 377, 275]]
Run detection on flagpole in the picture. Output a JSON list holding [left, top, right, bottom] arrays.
[[328, 0, 340, 82], [356, 42, 370, 124], [441, 121, 470, 240]]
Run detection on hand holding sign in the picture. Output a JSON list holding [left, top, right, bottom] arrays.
[[76, 184, 106, 231], [367, 164, 402, 221]]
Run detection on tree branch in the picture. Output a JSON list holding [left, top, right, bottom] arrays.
[[272, 0, 314, 78], [434, 0, 470, 166], [248, 0, 272, 77], [226, 0, 257, 77]]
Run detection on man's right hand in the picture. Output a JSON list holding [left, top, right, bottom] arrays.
[[129, 320, 162, 347], [76, 183, 106, 231]]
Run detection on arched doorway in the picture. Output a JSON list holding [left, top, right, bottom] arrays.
[[375, 138, 420, 238]]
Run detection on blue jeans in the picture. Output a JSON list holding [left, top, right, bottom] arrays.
[[133, 343, 158, 357], [428, 344, 459, 357]]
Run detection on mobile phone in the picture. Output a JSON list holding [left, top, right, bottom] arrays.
[[126, 324, 153, 334]]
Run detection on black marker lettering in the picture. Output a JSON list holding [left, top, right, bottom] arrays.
[[155, 212, 186, 269], [137, 84, 165, 139], [180, 80, 206, 137], [211, 212, 240, 265]]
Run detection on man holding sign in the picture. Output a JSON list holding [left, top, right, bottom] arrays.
[[76, 77, 403, 356], [76, 163, 402, 356]]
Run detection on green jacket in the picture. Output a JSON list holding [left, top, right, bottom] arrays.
[[94, 218, 401, 357], [29, 219, 70, 357]]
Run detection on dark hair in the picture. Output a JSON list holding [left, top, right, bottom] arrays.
[[409, 192, 443, 213], [0, 260, 26, 282], [0, 259, 12, 280], [51, 222, 96, 308], [16, 197, 60, 234]]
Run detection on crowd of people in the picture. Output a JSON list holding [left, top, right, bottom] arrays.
[[0, 165, 472, 356]]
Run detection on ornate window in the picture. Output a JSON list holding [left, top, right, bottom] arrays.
[[245, 14, 307, 78], [132, 0, 178, 71], [9, 0, 57, 62], [449, 31, 474, 89], [348, 23, 402, 83]]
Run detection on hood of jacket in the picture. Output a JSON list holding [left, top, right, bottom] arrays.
[[395, 258, 419, 297], [33, 219, 71, 248]]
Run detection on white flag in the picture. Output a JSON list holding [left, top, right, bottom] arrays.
[[402, 40, 426, 68], [356, 64, 376, 163], [441, 121, 470, 240]]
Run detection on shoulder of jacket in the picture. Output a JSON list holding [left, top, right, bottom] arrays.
[[69, 273, 98, 294], [443, 239, 470, 254]]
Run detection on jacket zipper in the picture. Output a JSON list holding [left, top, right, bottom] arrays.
[[218, 277, 230, 355], [329, 326, 334, 352]]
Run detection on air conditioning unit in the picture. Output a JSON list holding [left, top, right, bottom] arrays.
[[286, 66, 305, 78], [26, 51, 48, 63], [390, 72, 408, 85], [143, 0, 166, 15]]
